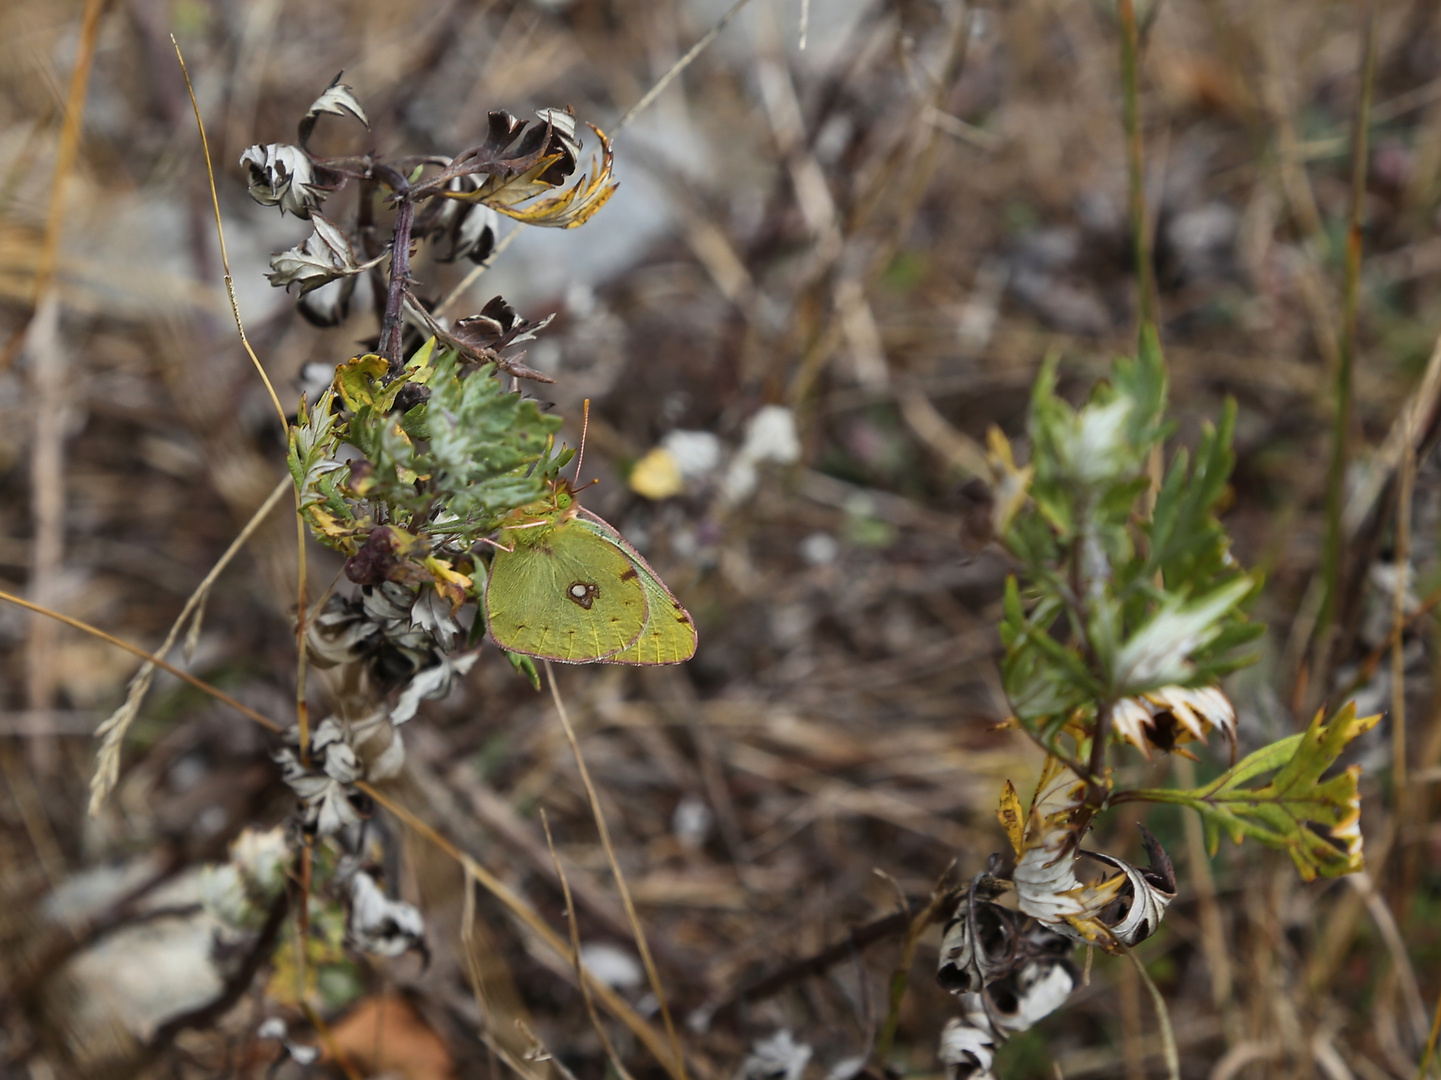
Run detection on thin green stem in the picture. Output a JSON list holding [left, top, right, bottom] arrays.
[[1126, 946, 1180, 1080], [1418, 982, 1441, 1079], [1319, 6, 1377, 648]]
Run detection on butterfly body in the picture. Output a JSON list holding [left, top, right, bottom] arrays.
[[484, 482, 696, 665]]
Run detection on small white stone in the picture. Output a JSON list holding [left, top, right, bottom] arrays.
[[799, 532, 840, 566], [579, 942, 644, 990]]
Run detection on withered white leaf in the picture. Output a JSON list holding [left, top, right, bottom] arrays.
[[1080, 826, 1177, 947], [534, 107, 581, 173], [939, 949, 1075, 1080], [257, 1018, 320, 1067], [985, 955, 1076, 1033], [740, 1030, 812, 1080], [390, 651, 479, 725], [274, 718, 366, 836], [267, 214, 388, 295], [409, 587, 462, 652], [938, 1011, 998, 1080], [451, 202, 498, 263], [239, 143, 324, 219], [936, 876, 1023, 995], [299, 72, 370, 148], [348, 871, 426, 958]]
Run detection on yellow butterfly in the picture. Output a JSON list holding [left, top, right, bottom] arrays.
[[484, 479, 696, 665]]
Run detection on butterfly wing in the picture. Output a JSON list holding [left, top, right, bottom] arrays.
[[485, 522, 648, 663], [576, 508, 697, 665]]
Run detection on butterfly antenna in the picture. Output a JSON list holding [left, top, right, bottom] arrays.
[[573, 398, 590, 487]]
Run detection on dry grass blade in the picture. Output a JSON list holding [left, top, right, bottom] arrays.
[[0, 587, 282, 733], [545, 662, 690, 1080], [874, 871, 954, 1065], [1348, 872, 1429, 1048], [356, 780, 690, 1080], [171, 36, 312, 759], [88, 474, 291, 815], [0, 0, 104, 372], [1392, 406, 1417, 825], [22, 0, 106, 777], [1419, 987, 1441, 1079], [1117, 0, 1155, 331], [459, 869, 547, 1080], [540, 809, 638, 1080], [25, 293, 66, 776], [434, 225, 521, 317], [614, 0, 761, 136], [1173, 757, 1235, 1038], [170, 39, 285, 429], [1126, 946, 1180, 1080]]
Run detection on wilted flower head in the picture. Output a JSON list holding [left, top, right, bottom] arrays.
[[240, 143, 324, 218], [1112, 684, 1237, 760]]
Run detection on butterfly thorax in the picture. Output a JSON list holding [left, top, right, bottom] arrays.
[[499, 485, 578, 549]]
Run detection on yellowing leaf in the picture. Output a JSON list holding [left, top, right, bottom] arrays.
[[336, 353, 392, 411], [997, 780, 1025, 858], [986, 425, 1033, 536], [425, 555, 474, 612], [457, 125, 618, 229], [306, 506, 360, 550]]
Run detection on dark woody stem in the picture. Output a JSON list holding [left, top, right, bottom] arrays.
[[380, 199, 414, 370], [376, 165, 414, 371], [1067, 700, 1114, 841]]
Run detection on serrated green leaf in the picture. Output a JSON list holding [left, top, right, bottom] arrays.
[[1127, 702, 1379, 880]]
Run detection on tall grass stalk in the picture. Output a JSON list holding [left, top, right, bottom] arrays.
[[1319, 8, 1377, 653]]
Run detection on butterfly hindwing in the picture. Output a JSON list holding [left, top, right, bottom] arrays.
[[485, 516, 648, 663], [576, 508, 697, 665]]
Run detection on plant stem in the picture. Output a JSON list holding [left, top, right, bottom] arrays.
[[1418, 982, 1441, 1079], [874, 884, 953, 1065], [379, 173, 415, 370], [1319, 6, 1377, 648], [1087, 700, 1114, 801], [1118, 0, 1154, 334], [1126, 946, 1181, 1080]]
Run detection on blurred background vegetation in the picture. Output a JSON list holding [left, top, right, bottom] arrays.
[[1, 0, 1440, 1077]]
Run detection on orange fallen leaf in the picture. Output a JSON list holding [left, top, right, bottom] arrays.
[[324, 993, 455, 1080]]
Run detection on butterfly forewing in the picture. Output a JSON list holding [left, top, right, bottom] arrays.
[[486, 524, 648, 663], [576, 508, 697, 665]]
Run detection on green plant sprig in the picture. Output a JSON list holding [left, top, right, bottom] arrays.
[[990, 329, 1369, 877], [289, 337, 566, 602]]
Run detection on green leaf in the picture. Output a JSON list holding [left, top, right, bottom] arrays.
[[288, 388, 347, 511], [1126, 702, 1379, 880], [506, 650, 541, 691]]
